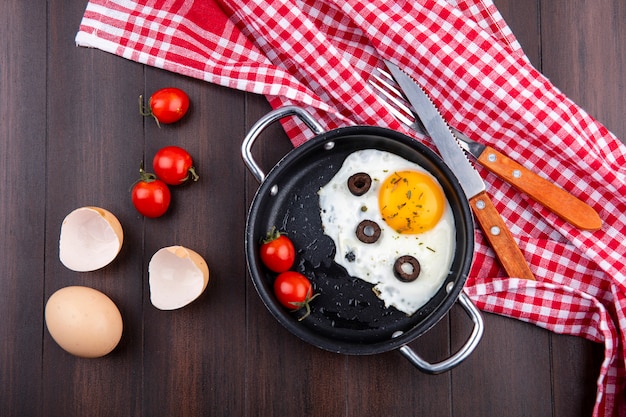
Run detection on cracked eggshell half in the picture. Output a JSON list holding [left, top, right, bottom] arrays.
[[45, 286, 123, 358], [59, 206, 124, 272], [149, 246, 210, 310]]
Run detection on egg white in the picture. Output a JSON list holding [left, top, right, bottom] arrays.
[[318, 149, 456, 315]]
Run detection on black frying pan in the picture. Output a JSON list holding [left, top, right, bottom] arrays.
[[242, 106, 483, 373]]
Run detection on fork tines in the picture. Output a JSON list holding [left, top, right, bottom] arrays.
[[370, 69, 417, 128]]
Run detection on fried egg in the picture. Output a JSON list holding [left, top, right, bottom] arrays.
[[318, 149, 455, 315]]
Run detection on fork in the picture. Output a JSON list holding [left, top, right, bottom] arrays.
[[369, 68, 603, 231]]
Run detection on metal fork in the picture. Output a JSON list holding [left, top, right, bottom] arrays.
[[369, 68, 481, 156], [370, 69, 426, 130]]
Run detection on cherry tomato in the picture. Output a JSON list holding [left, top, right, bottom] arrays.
[[260, 228, 295, 273], [273, 271, 318, 321], [131, 167, 171, 218], [140, 87, 189, 126], [153, 146, 199, 185]]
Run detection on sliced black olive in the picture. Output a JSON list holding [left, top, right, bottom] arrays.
[[356, 220, 381, 243], [393, 256, 421, 282], [347, 172, 372, 196]]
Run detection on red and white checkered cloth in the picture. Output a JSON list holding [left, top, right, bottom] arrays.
[[76, 0, 626, 414]]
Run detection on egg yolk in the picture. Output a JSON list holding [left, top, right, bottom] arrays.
[[378, 170, 445, 234]]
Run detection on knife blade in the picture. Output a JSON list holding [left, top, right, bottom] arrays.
[[386, 60, 535, 280]]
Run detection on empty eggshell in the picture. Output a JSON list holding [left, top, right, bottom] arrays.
[[45, 286, 123, 358], [149, 246, 210, 310], [59, 206, 123, 272]]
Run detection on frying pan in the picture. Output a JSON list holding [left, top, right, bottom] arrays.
[[242, 106, 483, 374]]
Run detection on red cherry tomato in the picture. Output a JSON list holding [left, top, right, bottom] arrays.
[[273, 271, 318, 321], [259, 228, 295, 273], [153, 146, 199, 185], [131, 167, 171, 218], [140, 87, 189, 126]]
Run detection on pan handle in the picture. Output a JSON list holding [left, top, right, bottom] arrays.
[[241, 106, 325, 183], [394, 292, 484, 374]]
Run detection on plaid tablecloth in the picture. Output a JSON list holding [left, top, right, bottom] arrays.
[[76, 1, 626, 415]]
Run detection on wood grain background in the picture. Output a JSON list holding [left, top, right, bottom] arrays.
[[1, 0, 623, 416]]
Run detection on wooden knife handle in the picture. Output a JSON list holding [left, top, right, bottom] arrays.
[[477, 146, 602, 231], [469, 191, 535, 280]]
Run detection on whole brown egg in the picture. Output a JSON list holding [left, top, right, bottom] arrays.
[[45, 286, 123, 358]]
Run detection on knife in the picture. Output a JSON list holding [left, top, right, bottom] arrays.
[[371, 68, 602, 231], [386, 60, 535, 281]]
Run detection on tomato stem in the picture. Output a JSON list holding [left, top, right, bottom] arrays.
[[262, 226, 283, 244], [129, 162, 158, 191], [291, 290, 319, 321], [187, 166, 200, 182], [138, 95, 161, 128], [139, 166, 157, 182]]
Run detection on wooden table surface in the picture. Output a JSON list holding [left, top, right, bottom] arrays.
[[2, 1, 624, 416]]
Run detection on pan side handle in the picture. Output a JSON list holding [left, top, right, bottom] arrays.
[[394, 292, 484, 374], [241, 106, 325, 183]]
